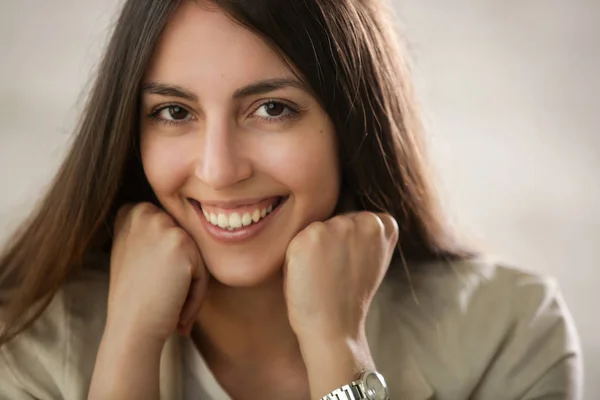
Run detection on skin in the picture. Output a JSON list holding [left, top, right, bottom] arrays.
[[88, 2, 399, 400]]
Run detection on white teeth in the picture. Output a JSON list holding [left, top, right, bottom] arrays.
[[251, 209, 261, 223], [229, 213, 242, 229], [217, 214, 228, 228], [242, 213, 252, 226], [201, 199, 282, 230]]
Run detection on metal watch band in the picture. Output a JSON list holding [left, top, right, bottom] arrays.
[[320, 381, 365, 400]]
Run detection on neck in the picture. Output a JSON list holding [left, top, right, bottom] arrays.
[[194, 272, 302, 369]]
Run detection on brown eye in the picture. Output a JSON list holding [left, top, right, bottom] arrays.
[[253, 101, 298, 122], [166, 106, 190, 120], [264, 101, 286, 117], [152, 105, 193, 124]]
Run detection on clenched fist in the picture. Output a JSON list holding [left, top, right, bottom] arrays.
[[107, 203, 208, 343], [284, 211, 399, 343]]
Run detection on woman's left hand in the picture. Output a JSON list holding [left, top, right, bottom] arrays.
[[283, 211, 398, 397]]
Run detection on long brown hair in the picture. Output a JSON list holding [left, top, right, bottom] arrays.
[[0, 0, 471, 345]]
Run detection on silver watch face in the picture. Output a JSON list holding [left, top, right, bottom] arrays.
[[363, 371, 388, 400]]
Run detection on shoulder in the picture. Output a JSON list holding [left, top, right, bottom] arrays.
[[386, 256, 566, 315], [0, 253, 110, 399], [369, 256, 583, 399], [376, 256, 574, 330]]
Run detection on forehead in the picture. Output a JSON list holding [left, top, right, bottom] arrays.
[[144, 2, 294, 93]]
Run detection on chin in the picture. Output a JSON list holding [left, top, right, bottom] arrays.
[[204, 252, 286, 288]]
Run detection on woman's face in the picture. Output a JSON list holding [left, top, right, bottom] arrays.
[[140, 2, 340, 288]]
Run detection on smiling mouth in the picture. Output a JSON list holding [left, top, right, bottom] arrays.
[[189, 196, 286, 231]]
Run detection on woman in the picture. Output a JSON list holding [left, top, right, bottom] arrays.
[[0, 0, 582, 399]]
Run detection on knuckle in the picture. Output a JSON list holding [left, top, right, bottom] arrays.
[[115, 204, 132, 220], [332, 216, 354, 235], [307, 221, 327, 238], [389, 218, 400, 241], [125, 203, 157, 227], [114, 205, 132, 231], [380, 213, 400, 240], [165, 227, 190, 248], [132, 202, 157, 217], [294, 221, 326, 245], [358, 212, 383, 235], [149, 211, 175, 230]]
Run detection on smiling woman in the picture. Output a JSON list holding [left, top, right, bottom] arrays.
[[0, 0, 582, 400]]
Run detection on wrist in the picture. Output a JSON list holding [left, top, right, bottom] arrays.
[[100, 325, 166, 360], [89, 328, 164, 400], [103, 315, 168, 352], [299, 335, 375, 400], [297, 326, 371, 365]]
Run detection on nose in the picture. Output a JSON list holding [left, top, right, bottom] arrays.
[[194, 119, 252, 190]]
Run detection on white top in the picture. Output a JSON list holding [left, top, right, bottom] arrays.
[[181, 337, 232, 400]]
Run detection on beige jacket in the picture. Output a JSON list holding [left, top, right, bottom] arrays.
[[0, 256, 583, 400]]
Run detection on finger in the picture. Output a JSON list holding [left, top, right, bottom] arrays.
[[179, 245, 208, 333], [375, 213, 399, 244], [179, 275, 208, 331]]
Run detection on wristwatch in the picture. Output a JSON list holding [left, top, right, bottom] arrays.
[[320, 370, 389, 400]]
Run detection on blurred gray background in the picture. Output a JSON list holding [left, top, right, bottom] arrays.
[[1, 0, 598, 397]]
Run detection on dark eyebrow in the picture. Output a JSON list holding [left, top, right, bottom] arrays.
[[232, 78, 308, 98], [141, 78, 308, 102], [141, 82, 198, 102]]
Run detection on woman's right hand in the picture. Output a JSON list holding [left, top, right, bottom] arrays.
[[89, 203, 207, 400], [106, 202, 208, 344]]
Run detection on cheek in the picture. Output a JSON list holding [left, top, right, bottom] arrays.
[[140, 134, 193, 196], [255, 126, 340, 212]]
